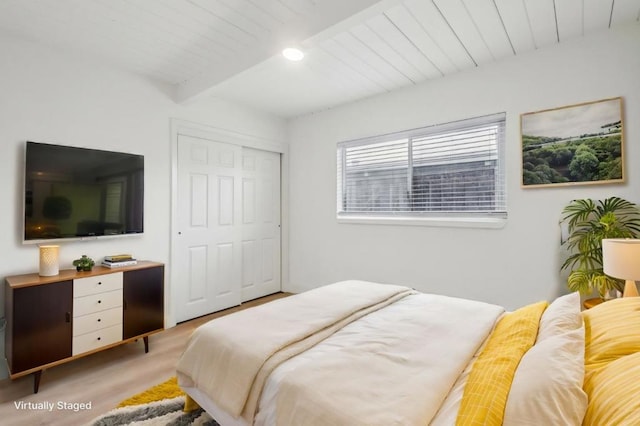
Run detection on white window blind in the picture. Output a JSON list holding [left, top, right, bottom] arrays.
[[337, 113, 507, 222]]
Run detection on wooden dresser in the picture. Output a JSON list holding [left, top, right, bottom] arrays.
[[4, 261, 164, 393]]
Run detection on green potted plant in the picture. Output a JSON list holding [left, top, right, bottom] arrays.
[[560, 196, 640, 298], [73, 255, 95, 272]]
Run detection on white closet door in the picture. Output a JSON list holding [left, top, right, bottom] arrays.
[[241, 148, 281, 302], [174, 135, 242, 322]]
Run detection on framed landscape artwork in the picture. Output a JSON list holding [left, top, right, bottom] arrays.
[[521, 97, 624, 188]]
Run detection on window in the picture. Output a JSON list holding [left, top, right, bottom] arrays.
[[337, 113, 506, 226]]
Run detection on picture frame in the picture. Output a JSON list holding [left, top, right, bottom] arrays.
[[521, 97, 624, 188]]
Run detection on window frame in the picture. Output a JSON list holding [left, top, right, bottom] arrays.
[[336, 113, 507, 229]]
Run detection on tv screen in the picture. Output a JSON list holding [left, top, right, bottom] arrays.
[[24, 141, 144, 242]]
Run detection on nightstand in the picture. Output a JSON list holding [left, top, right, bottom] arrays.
[[583, 297, 603, 309]]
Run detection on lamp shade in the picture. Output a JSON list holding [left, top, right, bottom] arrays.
[[602, 239, 640, 280], [39, 245, 60, 276], [602, 238, 640, 297]]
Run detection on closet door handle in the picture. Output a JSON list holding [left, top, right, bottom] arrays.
[[65, 312, 71, 323]]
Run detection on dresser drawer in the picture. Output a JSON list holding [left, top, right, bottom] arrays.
[[73, 289, 123, 317], [74, 272, 123, 298], [72, 324, 122, 356], [73, 307, 122, 337]]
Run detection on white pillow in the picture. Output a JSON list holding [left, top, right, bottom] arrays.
[[503, 327, 587, 425], [536, 292, 582, 343]]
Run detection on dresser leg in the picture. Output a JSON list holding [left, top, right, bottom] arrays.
[[33, 370, 42, 394], [143, 336, 149, 353]]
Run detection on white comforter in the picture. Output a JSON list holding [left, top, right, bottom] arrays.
[[177, 281, 505, 425], [257, 292, 504, 425]]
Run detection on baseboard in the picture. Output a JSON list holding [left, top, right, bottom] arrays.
[[282, 282, 315, 295]]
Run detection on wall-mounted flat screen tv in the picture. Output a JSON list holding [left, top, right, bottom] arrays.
[[24, 141, 144, 243]]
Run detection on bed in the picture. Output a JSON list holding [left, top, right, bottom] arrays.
[[176, 280, 640, 425]]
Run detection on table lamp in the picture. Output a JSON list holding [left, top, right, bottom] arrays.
[[39, 244, 60, 276], [602, 238, 640, 297]]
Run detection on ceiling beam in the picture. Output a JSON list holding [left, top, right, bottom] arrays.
[[173, 0, 393, 103]]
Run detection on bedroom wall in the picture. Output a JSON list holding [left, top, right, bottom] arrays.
[[286, 24, 640, 309], [0, 34, 287, 380]]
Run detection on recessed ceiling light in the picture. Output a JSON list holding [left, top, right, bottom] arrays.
[[282, 47, 304, 61]]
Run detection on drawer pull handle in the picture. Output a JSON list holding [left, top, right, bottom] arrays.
[[97, 318, 101, 322], [98, 300, 102, 304], [97, 337, 101, 341], [98, 282, 102, 285]]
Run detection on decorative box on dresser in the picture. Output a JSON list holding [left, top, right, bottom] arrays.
[[4, 261, 164, 393]]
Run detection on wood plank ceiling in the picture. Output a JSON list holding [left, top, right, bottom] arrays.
[[0, 0, 638, 118]]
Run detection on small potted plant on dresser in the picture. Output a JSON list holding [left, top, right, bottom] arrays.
[[72, 255, 95, 272]]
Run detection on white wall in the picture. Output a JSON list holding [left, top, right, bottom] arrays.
[[0, 34, 287, 379], [286, 24, 640, 309]]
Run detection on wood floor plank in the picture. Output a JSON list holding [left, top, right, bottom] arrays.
[[0, 292, 289, 426]]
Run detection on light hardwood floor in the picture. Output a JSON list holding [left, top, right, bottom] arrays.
[[0, 292, 289, 426]]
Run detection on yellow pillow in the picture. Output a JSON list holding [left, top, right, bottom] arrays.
[[582, 297, 640, 370], [456, 301, 548, 425], [583, 351, 640, 426]]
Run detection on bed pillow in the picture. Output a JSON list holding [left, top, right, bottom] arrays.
[[582, 351, 640, 425], [582, 297, 640, 369], [504, 326, 587, 425], [535, 292, 582, 343], [456, 301, 547, 425]]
